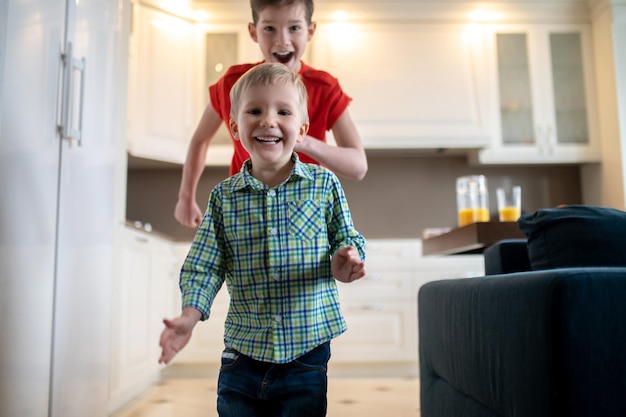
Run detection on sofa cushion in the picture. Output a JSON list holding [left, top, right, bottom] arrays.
[[517, 205, 626, 270], [483, 239, 531, 275]]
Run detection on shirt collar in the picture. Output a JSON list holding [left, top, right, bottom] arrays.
[[228, 153, 314, 192]]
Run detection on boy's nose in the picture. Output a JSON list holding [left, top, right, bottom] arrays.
[[275, 29, 290, 46], [260, 115, 276, 128]]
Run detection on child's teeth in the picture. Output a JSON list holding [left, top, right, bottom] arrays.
[[257, 136, 280, 142]]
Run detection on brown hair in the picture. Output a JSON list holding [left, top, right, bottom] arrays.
[[250, 0, 314, 25], [230, 63, 309, 124]]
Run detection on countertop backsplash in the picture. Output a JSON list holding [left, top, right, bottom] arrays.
[[126, 154, 582, 242]]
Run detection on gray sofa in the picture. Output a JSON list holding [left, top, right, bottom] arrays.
[[418, 205, 626, 417]]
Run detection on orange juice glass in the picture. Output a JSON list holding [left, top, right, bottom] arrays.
[[499, 206, 521, 222], [456, 175, 489, 227], [496, 186, 522, 222], [458, 207, 490, 227]]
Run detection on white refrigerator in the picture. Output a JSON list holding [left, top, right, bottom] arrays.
[[0, 0, 130, 416]]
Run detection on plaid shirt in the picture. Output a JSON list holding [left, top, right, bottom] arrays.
[[180, 154, 366, 363]]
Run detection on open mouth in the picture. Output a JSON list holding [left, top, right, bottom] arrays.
[[256, 136, 282, 144], [273, 51, 294, 64]]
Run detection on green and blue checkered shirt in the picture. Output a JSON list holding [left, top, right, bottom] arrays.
[[180, 154, 366, 364]]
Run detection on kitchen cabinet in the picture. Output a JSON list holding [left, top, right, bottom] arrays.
[[127, 4, 198, 164], [475, 24, 600, 164], [109, 226, 178, 413], [127, 4, 262, 166], [333, 239, 483, 370], [309, 23, 493, 149], [0, 0, 130, 415], [171, 239, 483, 376]]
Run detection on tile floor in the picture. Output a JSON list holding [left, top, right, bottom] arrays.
[[111, 375, 421, 417]]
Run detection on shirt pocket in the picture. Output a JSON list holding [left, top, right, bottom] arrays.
[[288, 199, 324, 241]]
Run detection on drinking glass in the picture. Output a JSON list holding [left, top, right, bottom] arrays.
[[496, 186, 522, 222], [456, 175, 489, 227]]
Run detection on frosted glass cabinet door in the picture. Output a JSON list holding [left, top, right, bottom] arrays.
[[550, 33, 589, 145], [496, 33, 536, 146], [482, 26, 599, 164]]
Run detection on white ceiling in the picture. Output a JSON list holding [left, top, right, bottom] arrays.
[[138, 0, 599, 23]]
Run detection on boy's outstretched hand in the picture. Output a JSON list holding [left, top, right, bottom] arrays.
[[332, 246, 366, 283], [158, 308, 201, 364]]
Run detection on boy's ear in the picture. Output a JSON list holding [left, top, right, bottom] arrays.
[[307, 22, 317, 41], [298, 122, 310, 141], [229, 118, 240, 141], [248, 22, 259, 43]]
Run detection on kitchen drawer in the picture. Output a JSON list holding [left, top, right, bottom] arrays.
[[415, 255, 485, 277], [364, 239, 419, 271], [336, 271, 417, 302]]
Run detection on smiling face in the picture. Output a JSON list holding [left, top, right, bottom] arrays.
[[248, 2, 316, 73], [229, 76, 309, 174]]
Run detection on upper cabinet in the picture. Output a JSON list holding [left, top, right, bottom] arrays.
[[310, 23, 493, 149], [127, 5, 197, 164], [475, 24, 600, 164], [128, 1, 602, 165], [127, 4, 261, 166]]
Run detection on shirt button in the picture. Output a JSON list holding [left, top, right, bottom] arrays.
[[269, 228, 277, 235], [268, 190, 276, 197], [271, 273, 280, 281], [274, 314, 282, 323]]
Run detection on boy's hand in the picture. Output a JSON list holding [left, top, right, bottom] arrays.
[[174, 198, 203, 228], [332, 246, 366, 283], [158, 310, 200, 364]]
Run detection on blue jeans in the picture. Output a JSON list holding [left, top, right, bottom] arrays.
[[216, 342, 330, 417]]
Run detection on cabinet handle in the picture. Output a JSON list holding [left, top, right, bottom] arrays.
[[546, 125, 555, 154], [365, 273, 383, 281], [59, 42, 86, 146], [536, 125, 556, 155], [536, 125, 545, 154], [346, 304, 384, 312]]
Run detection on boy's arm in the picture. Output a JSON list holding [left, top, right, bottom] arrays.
[[158, 306, 202, 365], [175, 103, 223, 228], [296, 109, 368, 181]]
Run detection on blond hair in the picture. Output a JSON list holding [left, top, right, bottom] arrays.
[[230, 63, 309, 123]]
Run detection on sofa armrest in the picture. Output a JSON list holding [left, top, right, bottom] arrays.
[[419, 271, 557, 417], [418, 267, 626, 417]]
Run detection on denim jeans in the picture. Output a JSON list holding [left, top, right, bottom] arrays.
[[216, 342, 330, 417]]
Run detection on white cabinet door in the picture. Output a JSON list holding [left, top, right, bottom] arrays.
[[310, 23, 493, 149], [127, 5, 197, 164], [476, 24, 600, 164], [127, 6, 264, 166], [109, 228, 177, 414], [331, 302, 418, 363]]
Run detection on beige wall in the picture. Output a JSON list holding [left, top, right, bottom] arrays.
[[126, 154, 583, 241], [582, 4, 626, 209]]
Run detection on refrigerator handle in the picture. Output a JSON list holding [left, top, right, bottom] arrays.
[[59, 42, 86, 146]]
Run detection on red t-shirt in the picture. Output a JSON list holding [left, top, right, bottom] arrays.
[[209, 61, 352, 176]]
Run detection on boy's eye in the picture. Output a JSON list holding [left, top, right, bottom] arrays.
[[278, 110, 291, 116], [263, 25, 275, 32], [289, 25, 301, 32], [246, 109, 262, 115]]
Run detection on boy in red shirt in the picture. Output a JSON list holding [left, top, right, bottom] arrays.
[[175, 0, 368, 228]]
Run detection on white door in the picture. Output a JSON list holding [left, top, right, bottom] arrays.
[[0, 0, 129, 416], [0, 1, 66, 415]]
